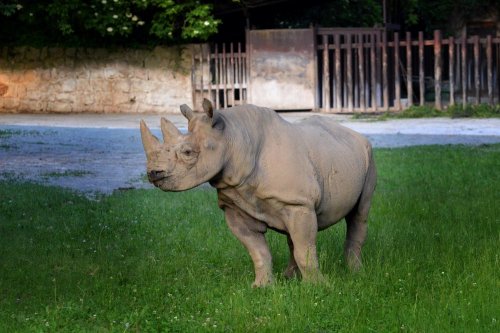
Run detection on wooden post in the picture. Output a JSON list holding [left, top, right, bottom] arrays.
[[237, 43, 243, 105], [382, 31, 389, 110], [456, 38, 461, 98], [200, 45, 204, 102], [406, 32, 413, 107], [461, 29, 467, 106], [486, 35, 493, 105], [235, 43, 240, 105], [214, 46, 220, 109], [230, 43, 235, 107], [347, 34, 354, 112], [322, 35, 330, 111], [394, 32, 401, 110], [418, 31, 425, 105], [449, 36, 455, 106], [353, 35, 358, 109], [191, 47, 197, 107], [434, 30, 442, 110], [222, 43, 227, 107], [473, 35, 480, 105], [358, 34, 366, 111], [370, 33, 377, 111], [207, 46, 212, 103], [335, 34, 342, 111]]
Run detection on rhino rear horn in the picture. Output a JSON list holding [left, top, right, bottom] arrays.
[[180, 104, 194, 121], [140, 120, 161, 157], [160, 117, 181, 142], [202, 98, 214, 118]]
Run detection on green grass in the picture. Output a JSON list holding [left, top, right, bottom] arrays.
[[1, 145, 499, 332]]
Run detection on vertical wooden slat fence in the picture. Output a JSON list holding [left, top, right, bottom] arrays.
[[317, 28, 386, 112], [318, 29, 500, 112], [193, 28, 500, 113], [192, 43, 247, 109], [406, 31, 413, 107]]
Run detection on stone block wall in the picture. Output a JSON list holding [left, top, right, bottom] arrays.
[[0, 45, 194, 113]]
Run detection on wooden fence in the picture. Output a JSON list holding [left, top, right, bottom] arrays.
[[318, 29, 500, 112], [192, 43, 247, 109], [193, 28, 500, 112]]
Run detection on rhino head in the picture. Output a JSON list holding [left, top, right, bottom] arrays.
[[140, 99, 226, 191]]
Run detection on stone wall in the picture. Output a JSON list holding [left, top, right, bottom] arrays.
[[0, 45, 194, 113]]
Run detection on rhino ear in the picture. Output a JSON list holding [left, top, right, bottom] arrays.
[[211, 112, 225, 131], [160, 117, 181, 142], [140, 120, 161, 157], [202, 98, 214, 118], [180, 104, 194, 121]]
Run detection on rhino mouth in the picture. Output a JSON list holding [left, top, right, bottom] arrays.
[[152, 177, 166, 185], [148, 170, 170, 184]]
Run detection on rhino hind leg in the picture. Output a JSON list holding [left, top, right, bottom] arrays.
[[283, 234, 301, 279], [285, 207, 326, 283], [344, 151, 377, 271]]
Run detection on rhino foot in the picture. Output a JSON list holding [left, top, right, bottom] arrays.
[[301, 271, 327, 284], [283, 264, 301, 279], [251, 274, 274, 288], [344, 240, 363, 272]]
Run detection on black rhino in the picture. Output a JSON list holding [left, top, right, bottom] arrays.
[[140, 100, 376, 287]]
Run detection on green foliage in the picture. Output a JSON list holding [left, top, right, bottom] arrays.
[[150, 1, 219, 41], [395, 105, 445, 118], [0, 0, 221, 46], [0, 1, 20, 16], [354, 104, 500, 120], [447, 104, 500, 118], [1, 145, 499, 331], [398, 104, 500, 119], [273, 0, 382, 28], [401, 0, 500, 34]]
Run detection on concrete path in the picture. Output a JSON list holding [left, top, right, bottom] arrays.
[[1, 113, 499, 195]]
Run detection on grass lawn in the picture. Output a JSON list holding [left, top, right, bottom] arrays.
[[1, 145, 499, 332]]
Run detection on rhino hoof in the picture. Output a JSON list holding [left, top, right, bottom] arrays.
[[283, 266, 301, 279], [251, 276, 274, 288]]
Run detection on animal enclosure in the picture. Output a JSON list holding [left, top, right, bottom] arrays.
[[192, 28, 500, 112]]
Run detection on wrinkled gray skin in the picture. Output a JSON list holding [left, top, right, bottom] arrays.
[[140, 99, 376, 287]]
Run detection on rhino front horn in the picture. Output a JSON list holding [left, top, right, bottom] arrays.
[[140, 120, 161, 157]]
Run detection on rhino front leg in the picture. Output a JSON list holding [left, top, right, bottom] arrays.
[[224, 207, 273, 287], [285, 207, 324, 283], [283, 234, 300, 279]]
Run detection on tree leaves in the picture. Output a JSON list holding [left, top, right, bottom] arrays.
[[0, 0, 220, 45]]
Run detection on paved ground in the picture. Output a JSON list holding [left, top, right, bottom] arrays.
[[1, 113, 499, 195]]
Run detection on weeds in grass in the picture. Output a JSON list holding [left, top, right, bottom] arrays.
[[352, 104, 500, 120], [0, 129, 47, 137], [0, 145, 499, 332], [0, 129, 22, 138], [41, 170, 94, 178]]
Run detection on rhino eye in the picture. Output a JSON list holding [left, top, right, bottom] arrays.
[[180, 147, 196, 158], [177, 144, 198, 162]]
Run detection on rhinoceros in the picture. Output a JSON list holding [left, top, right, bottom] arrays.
[[140, 99, 376, 287]]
